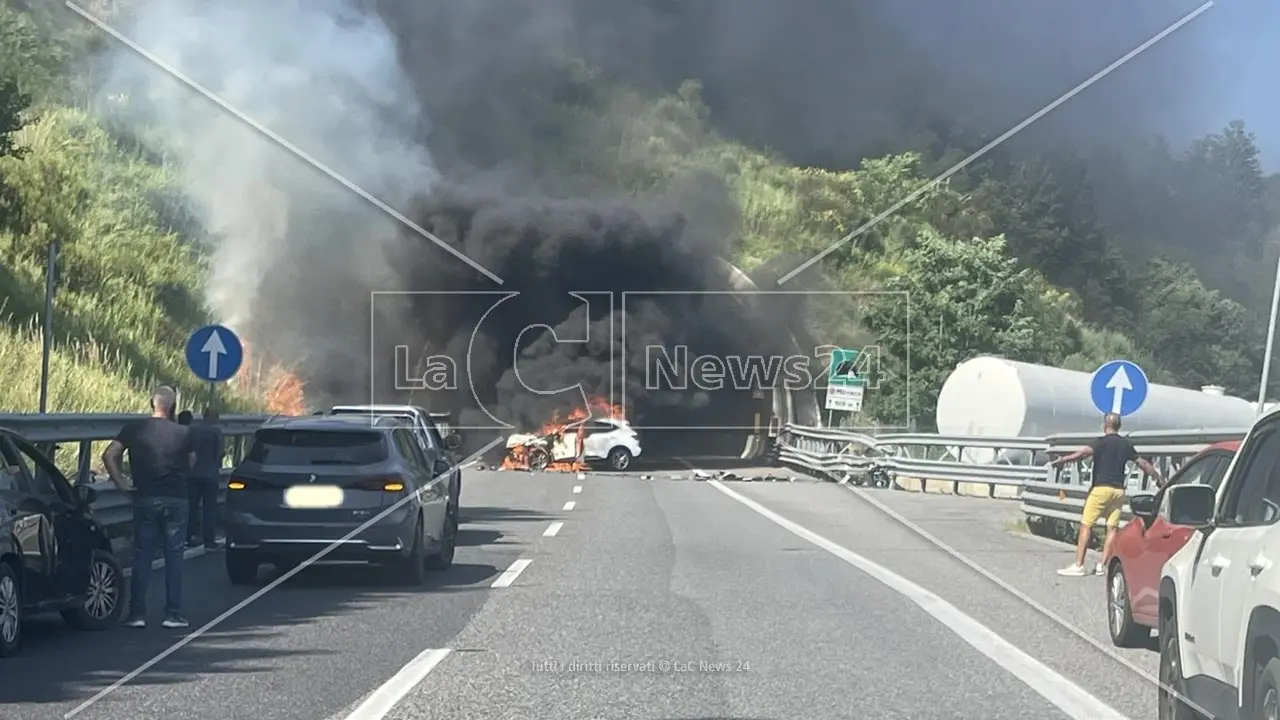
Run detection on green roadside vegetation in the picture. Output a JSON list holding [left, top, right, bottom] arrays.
[[0, 3, 262, 413], [1, 1, 1275, 430]]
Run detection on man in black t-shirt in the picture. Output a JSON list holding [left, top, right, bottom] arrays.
[[102, 385, 195, 629], [1049, 412, 1164, 577], [186, 407, 225, 550]]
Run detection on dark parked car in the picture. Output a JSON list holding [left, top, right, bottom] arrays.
[[223, 415, 458, 585], [0, 428, 124, 656], [327, 405, 464, 516]]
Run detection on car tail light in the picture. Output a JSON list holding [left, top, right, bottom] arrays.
[[351, 476, 407, 492], [227, 477, 249, 490]]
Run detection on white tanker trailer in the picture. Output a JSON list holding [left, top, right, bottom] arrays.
[[934, 356, 1257, 464]]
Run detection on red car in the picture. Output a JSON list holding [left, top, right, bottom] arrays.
[[1105, 440, 1239, 648]]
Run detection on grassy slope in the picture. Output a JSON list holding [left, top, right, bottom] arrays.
[[0, 106, 264, 413]]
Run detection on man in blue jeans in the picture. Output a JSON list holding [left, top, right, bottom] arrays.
[[102, 385, 195, 629], [186, 407, 225, 550]]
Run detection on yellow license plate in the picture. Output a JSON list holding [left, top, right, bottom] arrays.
[[283, 485, 344, 508]]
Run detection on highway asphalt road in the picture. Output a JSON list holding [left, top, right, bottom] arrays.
[[1, 470, 1158, 720]]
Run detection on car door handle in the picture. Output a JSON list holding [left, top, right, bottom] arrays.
[[1210, 556, 1230, 575], [1250, 556, 1272, 577]]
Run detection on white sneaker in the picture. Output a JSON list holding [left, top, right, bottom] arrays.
[[1095, 563, 1106, 576], [1057, 564, 1088, 577]]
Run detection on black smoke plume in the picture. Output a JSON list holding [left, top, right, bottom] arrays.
[[361, 187, 800, 453], [90, 1, 812, 452]]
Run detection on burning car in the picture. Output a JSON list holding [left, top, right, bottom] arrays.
[[503, 402, 642, 472]]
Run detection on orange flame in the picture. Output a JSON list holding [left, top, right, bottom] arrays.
[[236, 340, 307, 415], [500, 396, 626, 472]]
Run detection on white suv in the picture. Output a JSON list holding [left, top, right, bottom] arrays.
[[581, 418, 642, 470], [1160, 411, 1280, 720]]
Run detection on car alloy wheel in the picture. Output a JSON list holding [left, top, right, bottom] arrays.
[[609, 447, 632, 470], [1265, 685, 1279, 720], [84, 557, 119, 620], [1159, 616, 1190, 720], [1108, 569, 1127, 635], [0, 574, 18, 645]]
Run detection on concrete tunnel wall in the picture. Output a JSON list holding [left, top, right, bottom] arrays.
[[716, 259, 819, 459]]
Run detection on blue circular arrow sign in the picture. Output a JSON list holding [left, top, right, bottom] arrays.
[[184, 324, 244, 383], [1089, 359, 1149, 417]]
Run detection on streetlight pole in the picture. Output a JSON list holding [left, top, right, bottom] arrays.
[[38, 241, 59, 414], [1257, 249, 1280, 416]]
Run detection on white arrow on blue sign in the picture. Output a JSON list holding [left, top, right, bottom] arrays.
[[184, 324, 244, 383], [1089, 359, 1149, 417]]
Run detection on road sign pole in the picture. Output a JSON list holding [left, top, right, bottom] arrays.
[[38, 241, 58, 414], [1258, 250, 1280, 415], [209, 381, 217, 410]]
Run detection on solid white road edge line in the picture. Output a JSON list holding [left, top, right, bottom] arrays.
[[562, 501, 576, 511], [492, 558, 533, 588], [707, 479, 1131, 720], [543, 522, 564, 537], [844, 484, 1198, 707], [342, 648, 453, 720], [572, 485, 582, 494]]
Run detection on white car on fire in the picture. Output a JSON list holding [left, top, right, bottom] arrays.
[[506, 418, 641, 471]]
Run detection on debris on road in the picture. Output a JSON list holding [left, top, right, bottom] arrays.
[[683, 469, 798, 483]]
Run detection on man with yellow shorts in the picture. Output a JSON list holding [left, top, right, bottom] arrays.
[[1051, 412, 1164, 577]]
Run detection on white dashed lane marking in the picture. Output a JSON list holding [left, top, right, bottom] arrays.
[[491, 558, 533, 588]]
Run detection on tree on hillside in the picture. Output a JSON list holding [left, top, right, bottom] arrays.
[[1130, 258, 1258, 397], [0, 78, 26, 158], [967, 148, 1138, 328], [860, 228, 1077, 430], [1093, 122, 1272, 308]]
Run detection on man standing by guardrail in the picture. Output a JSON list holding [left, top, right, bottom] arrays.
[[187, 407, 224, 551], [101, 385, 194, 630], [1050, 412, 1163, 577]]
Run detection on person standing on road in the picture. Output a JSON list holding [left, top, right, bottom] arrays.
[[186, 407, 224, 550], [1050, 412, 1164, 577], [101, 385, 195, 629]]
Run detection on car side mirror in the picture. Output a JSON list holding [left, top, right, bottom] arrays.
[[444, 433, 462, 450], [1129, 493, 1158, 520], [76, 484, 98, 507], [1166, 485, 1216, 529]]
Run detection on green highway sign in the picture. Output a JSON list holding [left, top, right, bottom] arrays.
[[828, 348, 866, 387], [825, 347, 866, 413]]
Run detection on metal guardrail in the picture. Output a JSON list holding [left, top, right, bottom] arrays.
[[86, 470, 239, 546], [1020, 428, 1247, 543], [0, 413, 272, 442], [773, 423, 1251, 512], [773, 424, 1049, 495], [0, 413, 273, 543]]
